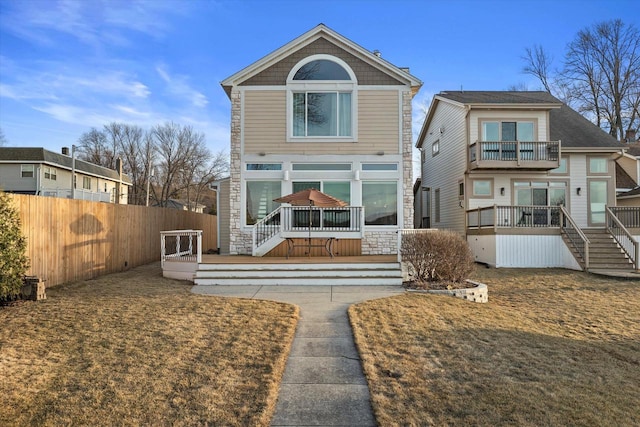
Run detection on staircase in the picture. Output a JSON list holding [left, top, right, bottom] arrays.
[[193, 260, 403, 286], [582, 229, 634, 271]]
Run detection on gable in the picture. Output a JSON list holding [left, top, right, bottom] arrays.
[[242, 37, 404, 87]]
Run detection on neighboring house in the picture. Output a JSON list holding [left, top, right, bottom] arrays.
[[413, 177, 429, 228], [155, 199, 207, 213], [0, 147, 131, 203], [219, 24, 422, 256], [416, 91, 637, 271]]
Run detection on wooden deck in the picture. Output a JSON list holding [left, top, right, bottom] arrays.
[[200, 254, 398, 265]]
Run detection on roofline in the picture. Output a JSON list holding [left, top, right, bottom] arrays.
[[0, 150, 132, 185], [416, 95, 466, 148], [465, 102, 562, 110], [561, 147, 626, 153], [220, 24, 422, 92]]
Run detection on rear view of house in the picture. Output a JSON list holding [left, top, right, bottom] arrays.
[[416, 91, 637, 272], [218, 24, 422, 257]]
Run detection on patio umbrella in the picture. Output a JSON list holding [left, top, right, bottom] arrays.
[[274, 188, 347, 256]]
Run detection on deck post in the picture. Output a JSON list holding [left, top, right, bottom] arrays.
[[197, 230, 202, 264]]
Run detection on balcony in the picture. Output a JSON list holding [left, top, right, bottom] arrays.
[[469, 140, 560, 170]]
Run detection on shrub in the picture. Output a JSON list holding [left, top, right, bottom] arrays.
[[401, 230, 474, 283], [0, 192, 30, 300]]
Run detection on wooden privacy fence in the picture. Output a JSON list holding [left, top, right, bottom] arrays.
[[7, 194, 217, 287]]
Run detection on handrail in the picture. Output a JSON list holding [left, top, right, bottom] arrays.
[[606, 206, 639, 270], [467, 205, 562, 229], [609, 206, 640, 228], [160, 229, 202, 268], [559, 205, 589, 270], [252, 206, 364, 254], [469, 140, 560, 163]]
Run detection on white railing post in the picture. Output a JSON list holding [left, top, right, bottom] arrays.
[[197, 230, 202, 264], [161, 233, 166, 268]]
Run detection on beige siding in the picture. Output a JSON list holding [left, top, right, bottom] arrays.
[[358, 90, 399, 152], [244, 90, 287, 152], [422, 101, 467, 234], [243, 89, 400, 155]]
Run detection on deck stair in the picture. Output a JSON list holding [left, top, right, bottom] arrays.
[[582, 229, 634, 271], [193, 260, 403, 286]]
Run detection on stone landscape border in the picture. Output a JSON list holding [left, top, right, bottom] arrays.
[[407, 279, 488, 303]]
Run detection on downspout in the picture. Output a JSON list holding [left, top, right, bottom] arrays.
[[36, 165, 41, 195]]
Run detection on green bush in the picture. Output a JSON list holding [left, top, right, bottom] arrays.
[[0, 192, 30, 300], [401, 230, 474, 283]]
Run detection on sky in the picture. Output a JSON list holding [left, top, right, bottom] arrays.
[[0, 0, 638, 158]]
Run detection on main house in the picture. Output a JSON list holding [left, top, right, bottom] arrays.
[[416, 91, 638, 272], [218, 24, 422, 257], [0, 147, 131, 203]]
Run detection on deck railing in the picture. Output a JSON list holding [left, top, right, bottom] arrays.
[[160, 229, 202, 268], [609, 206, 640, 228], [606, 207, 639, 270], [559, 206, 590, 269], [469, 140, 560, 165], [467, 205, 562, 229], [253, 206, 364, 253], [42, 188, 114, 203]]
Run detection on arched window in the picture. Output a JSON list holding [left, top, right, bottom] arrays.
[[293, 59, 351, 80], [287, 55, 357, 140]]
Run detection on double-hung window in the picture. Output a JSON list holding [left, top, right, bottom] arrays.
[[288, 56, 357, 141]]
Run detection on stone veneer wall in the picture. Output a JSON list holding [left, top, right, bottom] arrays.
[[228, 89, 253, 255], [363, 90, 413, 256], [402, 90, 414, 231]]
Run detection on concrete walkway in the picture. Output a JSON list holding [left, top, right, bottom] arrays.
[[191, 284, 404, 426]]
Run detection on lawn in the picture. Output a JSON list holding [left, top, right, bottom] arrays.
[[349, 268, 640, 426], [0, 263, 298, 427]]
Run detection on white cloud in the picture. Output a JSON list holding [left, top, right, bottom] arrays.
[[156, 64, 209, 108], [0, 0, 186, 48]]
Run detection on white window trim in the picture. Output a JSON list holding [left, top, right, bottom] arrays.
[[286, 54, 358, 143]]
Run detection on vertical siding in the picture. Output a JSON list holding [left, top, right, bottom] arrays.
[[422, 101, 467, 234], [496, 235, 581, 269], [9, 194, 217, 287]]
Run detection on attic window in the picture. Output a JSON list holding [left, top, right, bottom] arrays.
[[293, 60, 351, 80]]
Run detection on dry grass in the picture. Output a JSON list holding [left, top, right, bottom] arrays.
[[0, 263, 298, 426], [349, 268, 640, 426]]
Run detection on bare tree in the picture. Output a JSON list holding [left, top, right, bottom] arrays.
[[77, 128, 110, 166], [523, 19, 639, 140], [115, 124, 149, 205], [522, 45, 553, 93], [0, 127, 7, 146]]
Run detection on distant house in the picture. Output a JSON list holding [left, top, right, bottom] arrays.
[[0, 147, 131, 203], [156, 199, 206, 214], [416, 91, 638, 272], [219, 24, 422, 257]]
